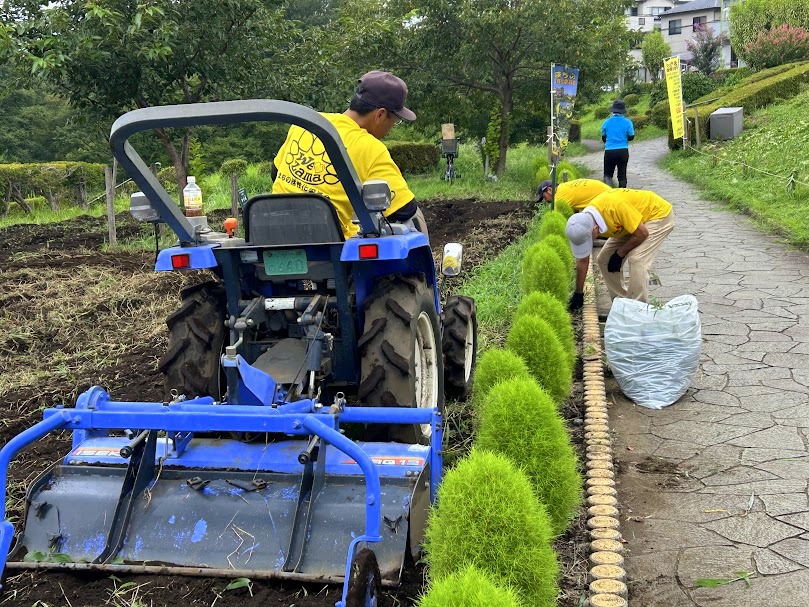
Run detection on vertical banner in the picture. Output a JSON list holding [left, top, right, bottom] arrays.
[[551, 65, 580, 158], [664, 57, 685, 140]]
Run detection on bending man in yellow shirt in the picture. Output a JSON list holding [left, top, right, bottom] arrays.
[[536, 178, 610, 210], [565, 188, 675, 310], [272, 70, 423, 239]]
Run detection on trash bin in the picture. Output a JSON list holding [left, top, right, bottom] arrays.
[[709, 107, 743, 140]]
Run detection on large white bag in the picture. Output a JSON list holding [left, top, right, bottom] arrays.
[[604, 295, 701, 409]]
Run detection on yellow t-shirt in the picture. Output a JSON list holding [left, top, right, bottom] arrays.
[[272, 113, 415, 238], [590, 189, 672, 238], [555, 179, 611, 211]]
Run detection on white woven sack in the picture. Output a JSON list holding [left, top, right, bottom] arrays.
[[604, 295, 701, 409]]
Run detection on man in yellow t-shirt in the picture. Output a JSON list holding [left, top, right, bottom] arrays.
[[536, 178, 611, 210], [565, 188, 675, 309], [272, 71, 422, 239]]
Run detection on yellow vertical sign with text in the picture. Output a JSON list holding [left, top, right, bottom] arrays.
[[664, 57, 685, 140]]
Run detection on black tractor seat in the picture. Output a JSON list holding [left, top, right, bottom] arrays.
[[244, 193, 345, 246]]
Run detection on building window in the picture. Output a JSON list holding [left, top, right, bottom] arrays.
[[631, 7, 638, 16], [650, 6, 665, 15], [639, 17, 646, 25], [669, 19, 682, 35], [693, 16, 707, 31]]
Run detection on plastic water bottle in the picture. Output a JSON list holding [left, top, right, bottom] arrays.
[[183, 176, 203, 217]]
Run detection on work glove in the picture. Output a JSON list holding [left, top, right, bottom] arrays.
[[607, 252, 624, 273], [569, 291, 584, 313]]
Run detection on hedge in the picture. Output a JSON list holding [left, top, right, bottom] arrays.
[[477, 379, 582, 535], [387, 142, 440, 174], [424, 449, 559, 607], [0, 162, 105, 212]]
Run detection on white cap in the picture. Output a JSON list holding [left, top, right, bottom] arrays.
[[187, 176, 196, 182], [565, 213, 596, 259]]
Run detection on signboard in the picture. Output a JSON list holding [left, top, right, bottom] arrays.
[[551, 65, 580, 157], [238, 187, 249, 208], [664, 57, 685, 140]]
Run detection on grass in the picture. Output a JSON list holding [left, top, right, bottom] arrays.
[[660, 86, 809, 249]]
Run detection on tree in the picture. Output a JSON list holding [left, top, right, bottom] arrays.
[[396, 0, 632, 177], [686, 26, 724, 76], [641, 30, 670, 82], [5, 0, 292, 190]]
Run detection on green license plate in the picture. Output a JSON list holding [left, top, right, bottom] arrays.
[[263, 249, 308, 276]]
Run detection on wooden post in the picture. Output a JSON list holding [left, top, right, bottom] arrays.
[[105, 165, 117, 246], [230, 173, 239, 217], [694, 107, 701, 149]]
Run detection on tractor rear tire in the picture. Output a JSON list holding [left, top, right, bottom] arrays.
[[358, 274, 444, 444], [442, 295, 477, 401], [158, 281, 227, 401]]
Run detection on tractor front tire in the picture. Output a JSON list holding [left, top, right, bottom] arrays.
[[158, 281, 227, 401], [358, 274, 444, 444], [442, 295, 478, 401]]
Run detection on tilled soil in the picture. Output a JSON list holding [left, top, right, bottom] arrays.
[[0, 198, 592, 607]]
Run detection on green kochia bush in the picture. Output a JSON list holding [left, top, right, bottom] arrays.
[[540, 233, 574, 278], [514, 292, 576, 369], [477, 379, 582, 535], [553, 199, 574, 219], [424, 449, 559, 607], [506, 315, 572, 403], [537, 210, 567, 240], [521, 242, 568, 303], [473, 348, 532, 405], [418, 565, 525, 607]]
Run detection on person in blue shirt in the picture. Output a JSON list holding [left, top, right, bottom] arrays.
[[601, 99, 634, 188]]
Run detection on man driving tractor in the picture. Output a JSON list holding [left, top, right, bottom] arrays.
[[272, 70, 426, 239]]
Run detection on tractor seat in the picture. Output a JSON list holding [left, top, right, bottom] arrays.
[[244, 193, 345, 246]]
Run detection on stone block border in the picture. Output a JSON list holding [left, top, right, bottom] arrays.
[[581, 276, 627, 607]]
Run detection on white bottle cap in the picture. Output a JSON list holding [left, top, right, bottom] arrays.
[[187, 176, 196, 183]]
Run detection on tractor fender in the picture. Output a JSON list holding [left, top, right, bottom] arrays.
[[339, 232, 429, 262], [155, 244, 220, 271]]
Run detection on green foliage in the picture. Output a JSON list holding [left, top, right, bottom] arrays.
[[534, 166, 551, 187], [730, 0, 809, 64], [220, 158, 249, 176], [627, 106, 639, 116], [388, 143, 441, 175], [418, 566, 525, 607], [623, 93, 640, 107], [553, 199, 574, 219], [555, 160, 580, 181], [537, 210, 567, 240], [713, 66, 755, 87], [473, 348, 532, 405], [0, 162, 105, 210], [485, 105, 503, 170], [514, 292, 576, 369], [506, 315, 572, 403], [424, 449, 559, 607], [651, 100, 671, 129], [641, 30, 670, 82], [649, 79, 668, 107], [593, 107, 610, 120], [681, 72, 717, 104], [521, 242, 568, 304], [631, 114, 650, 130], [188, 137, 206, 178], [540, 233, 574, 279], [157, 166, 179, 192], [477, 378, 581, 535], [744, 25, 809, 70]]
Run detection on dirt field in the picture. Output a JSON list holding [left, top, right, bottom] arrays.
[[0, 199, 587, 607]]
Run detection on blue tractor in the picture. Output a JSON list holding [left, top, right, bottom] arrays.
[[0, 101, 478, 607]]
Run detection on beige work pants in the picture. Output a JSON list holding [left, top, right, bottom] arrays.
[[595, 210, 675, 302]]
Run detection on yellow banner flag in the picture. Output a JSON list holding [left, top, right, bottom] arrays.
[[664, 57, 685, 140]]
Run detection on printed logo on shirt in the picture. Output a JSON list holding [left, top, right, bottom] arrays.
[[285, 133, 340, 186]]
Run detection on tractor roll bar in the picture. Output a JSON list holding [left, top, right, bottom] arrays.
[[109, 100, 375, 244]]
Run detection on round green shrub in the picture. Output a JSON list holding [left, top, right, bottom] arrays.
[[627, 106, 639, 116], [521, 242, 568, 304], [424, 449, 559, 607], [631, 114, 649, 130], [477, 378, 582, 535], [473, 348, 532, 405], [553, 199, 574, 219], [593, 107, 610, 120], [257, 160, 275, 176], [556, 160, 580, 181], [418, 565, 525, 607], [534, 166, 550, 187], [506, 315, 572, 403], [514, 291, 576, 369], [540, 233, 574, 277], [220, 158, 248, 176], [650, 100, 670, 129], [531, 155, 550, 173], [681, 72, 717, 104], [623, 93, 640, 107], [537, 210, 567, 240]]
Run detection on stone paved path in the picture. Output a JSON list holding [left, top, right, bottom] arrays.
[[576, 138, 809, 606]]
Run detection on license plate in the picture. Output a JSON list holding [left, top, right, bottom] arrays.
[[263, 249, 308, 276]]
